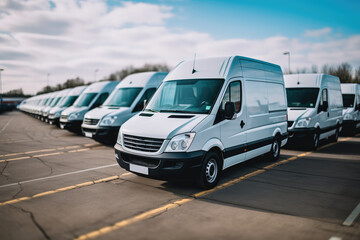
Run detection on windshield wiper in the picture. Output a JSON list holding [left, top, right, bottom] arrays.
[[145, 109, 159, 113]]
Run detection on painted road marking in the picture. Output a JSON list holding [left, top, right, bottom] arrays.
[[0, 118, 13, 134], [0, 172, 132, 206], [0, 145, 104, 163], [74, 137, 354, 240], [0, 164, 119, 188], [343, 202, 360, 226], [0, 144, 101, 158]]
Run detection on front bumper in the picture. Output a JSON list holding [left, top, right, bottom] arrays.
[[82, 125, 120, 140], [114, 143, 205, 180], [288, 127, 316, 140], [59, 120, 82, 131]]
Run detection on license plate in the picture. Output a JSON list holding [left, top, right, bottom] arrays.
[[129, 164, 148, 175], [84, 132, 93, 138], [60, 124, 65, 129]]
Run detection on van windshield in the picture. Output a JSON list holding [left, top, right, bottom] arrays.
[[286, 88, 319, 108], [342, 94, 355, 108], [145, 79, 224, 114], [75, 93, 97, 107], [51, 97, 62, 107], [103, 88, 142, 107], [59, 96, 78, 107]]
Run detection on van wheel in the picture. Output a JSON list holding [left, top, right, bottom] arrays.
[[311, 131, 320, 150], [330, 126, 339, 142], [197, 152, 221, 189], [269, 137, 281, 161]]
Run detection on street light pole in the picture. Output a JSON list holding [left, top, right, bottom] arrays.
[[94, 69, 99, 82], [0, 68, 4, 106], [283, 51, 290, 74], [47, 73, 50, 86]]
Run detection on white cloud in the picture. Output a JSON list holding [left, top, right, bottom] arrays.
[[0, 1, 359, 94], [304, 27, 332, 37]]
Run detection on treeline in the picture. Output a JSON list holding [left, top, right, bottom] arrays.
[[35, 63, 170, 95], [292, 62, 360, 83], [2, 88, 32, 98]]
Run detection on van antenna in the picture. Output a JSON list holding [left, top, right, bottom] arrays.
[[192, 53, 197, 74]]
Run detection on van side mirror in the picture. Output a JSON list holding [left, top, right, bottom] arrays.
[[224, 102, 236, 120], [318, 101, 328, 113]]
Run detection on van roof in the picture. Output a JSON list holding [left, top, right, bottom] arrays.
[[165, 56, 283, 82], [341, 83, 359, 94], [116, 72, 167, 88], [83, 81, 118, 93], [68, 85, 87, 96], [284, 73, 340, 88]]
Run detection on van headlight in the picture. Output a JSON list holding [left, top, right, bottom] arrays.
[[295, 118, 311, 128], [165, 133, 195, 152], [344, 114, 353, 120], [68, 112, 80, 120], [100, 116, 117, 126]]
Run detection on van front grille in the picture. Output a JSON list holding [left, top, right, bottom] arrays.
[[60, 115, 67, 120], [84, 118, 99, 125], [123, 134, 164, 152], [288, 121, 294, 128]]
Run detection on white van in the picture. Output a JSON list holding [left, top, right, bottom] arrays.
[[81, 72, 167, 142], [60, 81, 118, 132], [285, 74, 343, 149], [114, 56, 288, 189], [42, 89, 72, 122], [341, 83, 360, 135], [48, 86, 88, 125]]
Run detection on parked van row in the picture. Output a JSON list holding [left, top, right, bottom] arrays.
[[19, 55, 359, 189]]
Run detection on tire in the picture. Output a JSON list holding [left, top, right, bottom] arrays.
[[269, 137, 281, 161], [330, 126, 339, 142], [197, 151, 222, 189], [310, 131, 320, 150]]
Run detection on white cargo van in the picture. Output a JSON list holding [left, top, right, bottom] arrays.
[[60, 81, 118, 132], [341, 83, 360, 135], [285, 74, 343, 149], [48, 86, 87, 125], [42, 89, 72, 122], [114, 56, 288, 189], [82, 72, 167, 142]]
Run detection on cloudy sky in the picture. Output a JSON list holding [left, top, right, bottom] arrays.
[[0, 0, 359, 94]]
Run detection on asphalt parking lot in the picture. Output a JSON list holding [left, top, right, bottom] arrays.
[[0, 111, 359, 240]]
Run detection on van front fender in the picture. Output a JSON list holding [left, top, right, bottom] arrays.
[[201, 138, 224, 152]]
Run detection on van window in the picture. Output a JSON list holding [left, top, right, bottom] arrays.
[[268, 83, 286, 112], [133, 88, 157, 112], [221, 81, 241, 112], [286, 88, 319, 108], [92, 93, 109, 109], [320, 89, 328, 105], [342, 94, 355, 108], [145, 79, 223, 114], [75, 93, 97, 107], [246, 81, 268, 115], [103, 88, 142, 107]]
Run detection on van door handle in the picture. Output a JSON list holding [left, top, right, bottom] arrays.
[[240, 120, 245, 128]]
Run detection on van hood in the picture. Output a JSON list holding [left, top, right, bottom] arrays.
[[342, 108, 353, 115], [121, 113, 207, 139], [61, 106, 88, 119], [288, 108, 315, 121], [85, 106, 127, 120]]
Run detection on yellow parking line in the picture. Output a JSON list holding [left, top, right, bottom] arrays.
[[33, 152, 64, 158], [0, 156, 31, 163], [74, 136, 357, 240], [0, 173, 132, 206]]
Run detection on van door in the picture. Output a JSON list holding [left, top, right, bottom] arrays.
[[318, 88, 330, 134], [219, 80, 247, 169]]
